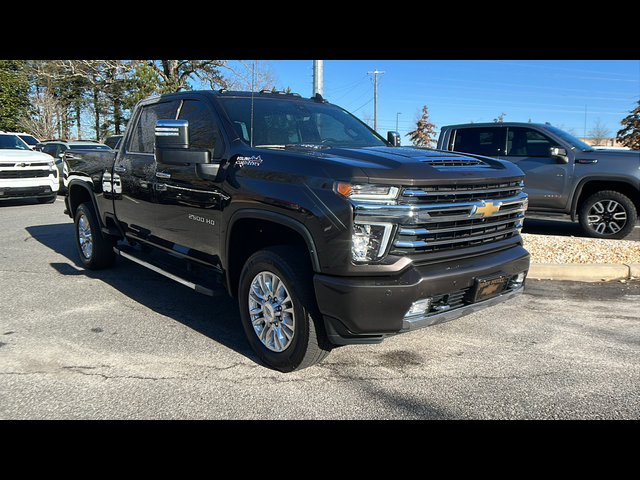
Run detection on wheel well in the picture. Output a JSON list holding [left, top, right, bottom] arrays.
[[227, 218, 311, 298], [575, 180, 640, 215], [67, 183, 93, 217]]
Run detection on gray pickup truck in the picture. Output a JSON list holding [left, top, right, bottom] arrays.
[[437, 122, 640, 239]]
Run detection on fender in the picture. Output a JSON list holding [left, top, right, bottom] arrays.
[[226, 208, 321, 273], [65, 177, 119, 238], [569, 174, 640, 221]]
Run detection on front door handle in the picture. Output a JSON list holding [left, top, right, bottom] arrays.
[[114, 166, 126, 173], [156, 172, 171, 179]]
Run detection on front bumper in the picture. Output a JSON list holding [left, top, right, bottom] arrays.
[[314, 245, 530, 345], [0, 176, 59, 200]]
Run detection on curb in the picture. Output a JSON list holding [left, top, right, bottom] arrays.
[[529, 263, 640, 282]]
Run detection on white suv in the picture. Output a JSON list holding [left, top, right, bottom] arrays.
[[0, 132, 60, 203]]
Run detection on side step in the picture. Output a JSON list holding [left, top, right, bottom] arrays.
[[113, 245, 218, 297]]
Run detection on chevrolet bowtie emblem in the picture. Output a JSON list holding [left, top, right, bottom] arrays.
[[474, 201, 501, 217]]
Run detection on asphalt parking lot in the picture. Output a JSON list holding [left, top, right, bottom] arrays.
[[1, 198, 639, 419]]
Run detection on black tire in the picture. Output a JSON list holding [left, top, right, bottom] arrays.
[[238, 246, 332, 373], [578, 190, 637, 239], [74, 202, 116, 270]]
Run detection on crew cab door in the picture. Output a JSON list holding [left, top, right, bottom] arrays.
[[113, 99, 180, 242], [503, 126, 573, 210], [153, 98, 227, 264]]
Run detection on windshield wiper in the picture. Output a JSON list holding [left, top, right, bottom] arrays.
[[286, 143, 331, 150], [254, 143, 332, 150]]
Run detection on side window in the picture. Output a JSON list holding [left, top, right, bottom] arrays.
[[128, 101, 179, 154], [178, 100, 224, 158], [452, 128, 503, 157], [42, 144, 58, 157], [507, 127, 559, 157]]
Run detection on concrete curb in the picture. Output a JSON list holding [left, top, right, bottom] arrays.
[[529, 263, 640, 282]]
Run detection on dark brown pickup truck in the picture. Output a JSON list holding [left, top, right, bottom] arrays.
[[64, 90, 530, 372]]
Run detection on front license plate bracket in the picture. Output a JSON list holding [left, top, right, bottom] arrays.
[[473, 272, 507, 302]]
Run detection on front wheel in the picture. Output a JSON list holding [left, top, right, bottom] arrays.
[[578, 191, 637, 239], [74, 202, 116, 270], [238, 246, 332, 373]]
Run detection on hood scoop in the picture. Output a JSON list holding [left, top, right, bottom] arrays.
[[420, 157, 487, 168]]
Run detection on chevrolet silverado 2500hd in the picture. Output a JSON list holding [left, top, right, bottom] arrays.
[[63, 90, 530, 372], [437, 123, 640, 239]]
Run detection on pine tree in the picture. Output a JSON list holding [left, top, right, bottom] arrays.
[[0, 60, 30, 132], [617, 101, 640, 150], [406, 105, 437, 147]]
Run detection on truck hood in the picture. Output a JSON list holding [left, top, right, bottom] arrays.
[[0, 150, 53, 164], [317, 146, 524, 185]]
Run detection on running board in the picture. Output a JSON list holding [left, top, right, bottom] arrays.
[[113, 245, 217, 296]]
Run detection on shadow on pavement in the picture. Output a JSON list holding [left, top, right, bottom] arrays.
[[26, 223, 259, 367]]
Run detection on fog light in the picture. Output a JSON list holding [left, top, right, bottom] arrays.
[[509, 272, 526, 289], [405, 298, 432, 319]]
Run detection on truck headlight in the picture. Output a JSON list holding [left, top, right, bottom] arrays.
[[48, 161, 58, 178], [334, 182, 399, 263], [334, 182, 399, 203], [352, 222, 394, 262]]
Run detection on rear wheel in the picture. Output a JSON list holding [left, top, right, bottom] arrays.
[[238, 246, 332, 373], [74, 202, 116, 270], [578, 191, 637, 239]]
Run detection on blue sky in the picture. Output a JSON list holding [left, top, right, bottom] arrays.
[[252, 60, 639, 143]]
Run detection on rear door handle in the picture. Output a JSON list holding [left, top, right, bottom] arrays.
[[156, 172, 171, 179]]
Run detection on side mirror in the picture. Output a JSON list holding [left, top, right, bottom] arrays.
[[550, 147, 569, 164], [387, 131, 401, 147], [156, 119, 189, 149], [155, 119, 210, 165]]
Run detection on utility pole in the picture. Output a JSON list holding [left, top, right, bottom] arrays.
[[313, 60, 324, 97], [368, 69, 385, 131]]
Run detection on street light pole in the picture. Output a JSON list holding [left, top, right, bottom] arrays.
[[368, 69, 385, 131]]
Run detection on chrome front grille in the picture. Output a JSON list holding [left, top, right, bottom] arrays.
[[350, 180, 528, 259], [392, 181, 527, 255]]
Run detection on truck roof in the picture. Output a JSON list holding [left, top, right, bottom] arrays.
[[442, 122, 553, 128]]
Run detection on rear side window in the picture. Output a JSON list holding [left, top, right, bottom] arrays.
[[452, 128, 504, 157]]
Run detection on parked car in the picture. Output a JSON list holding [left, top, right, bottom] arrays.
[[0, 132, 60, 203]]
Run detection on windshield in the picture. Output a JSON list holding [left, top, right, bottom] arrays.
[[219, 97, 388, 149], [0, 134, 31, 150], [544, 125, 594, 151]]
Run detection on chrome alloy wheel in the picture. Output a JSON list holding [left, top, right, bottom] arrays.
[[77, 213, 93, 259], [248, 271, 296, 352], [587, 199, 628, 236]]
